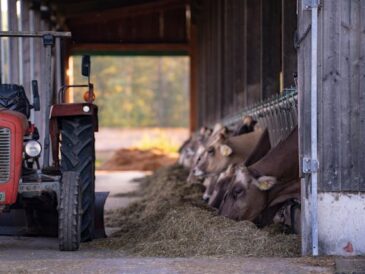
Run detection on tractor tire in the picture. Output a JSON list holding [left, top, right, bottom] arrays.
[[60, 117, 95, 242], [58, 171, 81, 251]]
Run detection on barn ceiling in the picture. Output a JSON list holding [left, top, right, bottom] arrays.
[[42, 0, 189, 53]]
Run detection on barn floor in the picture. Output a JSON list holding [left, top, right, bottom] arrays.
[[0, 171, 344, 273]]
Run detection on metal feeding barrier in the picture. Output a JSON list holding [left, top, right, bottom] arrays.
[[222, 88, 298, 147]]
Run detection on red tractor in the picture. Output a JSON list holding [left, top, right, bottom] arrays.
[[0, 31, 106, 251]]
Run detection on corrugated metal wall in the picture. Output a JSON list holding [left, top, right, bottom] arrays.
[[192, 0, 297, 127], [298, 0, 365, 192]]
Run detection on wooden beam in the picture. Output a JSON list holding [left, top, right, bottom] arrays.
[[52, 0, 157, 16], [261, 0, 282, 99], [282, 0, 297, 89], [245, 0, 262, 105], [64, 0, 187, 22], [189, 23, 197, 132], [70, 43, 189, 54]]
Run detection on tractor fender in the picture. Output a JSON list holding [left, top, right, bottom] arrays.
[[50, 103, 98, 132], [50, 103, 98, 168]]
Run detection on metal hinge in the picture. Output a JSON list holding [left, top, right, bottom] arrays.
[[302, 157, 319, 174], [302, 0, 320, 10]]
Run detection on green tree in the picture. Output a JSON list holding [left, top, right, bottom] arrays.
[[72, 56, 189, 128]]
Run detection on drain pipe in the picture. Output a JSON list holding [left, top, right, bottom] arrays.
[[310, 0, 319, 256]]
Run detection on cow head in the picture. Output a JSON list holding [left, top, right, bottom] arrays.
[[202, 175, 218, 202], [208, 164, 236, 208], [191, 133, 235, 178], [218, 164, 277, 221]]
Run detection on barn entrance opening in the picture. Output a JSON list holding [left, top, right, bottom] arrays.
[[69, 55, 190, 173]]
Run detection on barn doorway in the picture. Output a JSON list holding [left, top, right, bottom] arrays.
[[69, 55, 190, 177]]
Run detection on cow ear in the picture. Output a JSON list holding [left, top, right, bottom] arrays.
[[254, 176, 277, 191], [220, 144, 233, 157]]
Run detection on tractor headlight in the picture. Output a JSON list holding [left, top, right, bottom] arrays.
[[25, 140, 42, 158]]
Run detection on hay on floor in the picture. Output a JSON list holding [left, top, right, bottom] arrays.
[[92, 165, 300, 257]]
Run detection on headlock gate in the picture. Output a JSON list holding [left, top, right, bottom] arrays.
[[221, 89, 298, 147]]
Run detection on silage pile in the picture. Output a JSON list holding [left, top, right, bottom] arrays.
[[92, 165, 300, 257]]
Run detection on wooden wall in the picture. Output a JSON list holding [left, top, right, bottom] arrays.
[[298, 0, 365, 192], [192, 0, 297, 127]]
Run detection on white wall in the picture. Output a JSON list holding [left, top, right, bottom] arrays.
[[302, 188, 365, 255]]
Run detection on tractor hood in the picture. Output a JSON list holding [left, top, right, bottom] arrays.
[[0, 108, 28, 205], [0, 108, 28, 132]]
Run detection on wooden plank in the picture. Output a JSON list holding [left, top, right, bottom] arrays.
[[8, 0, 19, 84], [319, 0, 341, 191], [21, 1, 31, 97], [338, 0, 354, 191], [246, 0, 262, 105], [297, 0, 312, 256], [297, 0, 311, 180], [261, 0, 281, 99], [189, 23, 198, 132], [233, 0, 245, 112], [222, 0, 234, 118], [282, 0, 297, 89], [197, 0, 207, 127], [65, 0, 187, 21], [216, 0, 223, 121], [70, 43, 189, 54], [359, 1, 365, 191], [338, 0, 352, 191]]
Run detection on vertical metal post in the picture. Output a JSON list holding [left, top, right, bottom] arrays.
[[29, 8, 35, 122], [17, 0, 23, 85], [42, 35, 53, 167], [7, 0, 13, 83], [55, 37, 61, 91], [310, 0, 319, 256]]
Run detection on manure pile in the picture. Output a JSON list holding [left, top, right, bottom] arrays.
[[92, 165, 300, 257]]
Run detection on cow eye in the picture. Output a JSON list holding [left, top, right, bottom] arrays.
[[233, 186, 244, 198], [207, 147, 215, 155]]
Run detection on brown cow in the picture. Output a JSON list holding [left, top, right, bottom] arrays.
[[219, 127, 299, 225], [233, 116, 257, 136], [273, 198, 301, 234], [186, 124, 233, 183], [207, 164, 237, 208], [191, 127, 271, 178], [178, 126, 212, 169], [202, 175, 218, 202]]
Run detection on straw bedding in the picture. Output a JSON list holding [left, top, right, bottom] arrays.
[[91, 165, 300, 257]]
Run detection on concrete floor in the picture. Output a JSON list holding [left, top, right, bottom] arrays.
[[95, 170, 147, 211], [0, 171, 339, 273], [0, 237, 335, 274]]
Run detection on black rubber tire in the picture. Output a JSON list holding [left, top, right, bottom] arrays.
[[58, 171, 81, 251], [60, 117, 95, 242]]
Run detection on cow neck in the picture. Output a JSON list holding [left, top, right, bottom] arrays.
[[248, 127, 299, 183], [266, 179, 300, 208], [225, 129, 266, 162]]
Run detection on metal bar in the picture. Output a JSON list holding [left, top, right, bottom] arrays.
[[310, 0, 319, 256], [17, 0, 23, 85], [42, 44, 52, 167], [7, 0, 15, 83], [0, 31, 71, 38], [29, 8, 35, 123], [55, 37, 61, 95]]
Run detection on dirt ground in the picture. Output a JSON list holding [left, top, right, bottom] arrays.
[[101, 148, 177, 171]]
